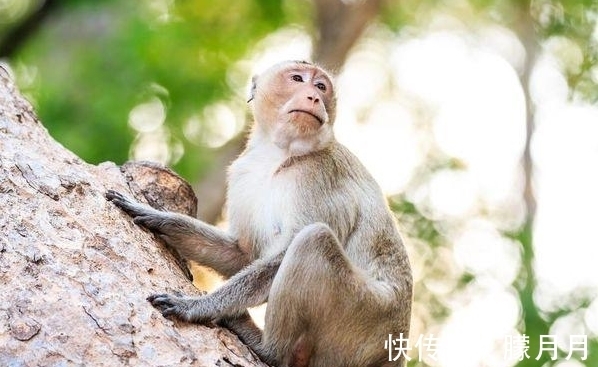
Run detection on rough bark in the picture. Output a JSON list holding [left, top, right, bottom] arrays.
[[0, 65, 267, 366]]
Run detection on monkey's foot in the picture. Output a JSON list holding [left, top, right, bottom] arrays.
[[147, 293, 212, 323]]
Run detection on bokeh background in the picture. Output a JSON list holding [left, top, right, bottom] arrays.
[[2, 1, 598, 366]]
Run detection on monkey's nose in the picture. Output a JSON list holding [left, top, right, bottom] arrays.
[[307, 95, 320, 103]]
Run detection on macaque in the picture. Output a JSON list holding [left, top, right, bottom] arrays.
[[106, 60, 412, 367]]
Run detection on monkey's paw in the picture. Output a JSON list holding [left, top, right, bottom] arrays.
[[106, 190, 166, 228], [147, 293, 212, 323], [105, 190, 146, 215]]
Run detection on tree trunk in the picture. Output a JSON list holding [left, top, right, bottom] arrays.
[[0, 65, 267, 367], [312, 0, 383, 72]]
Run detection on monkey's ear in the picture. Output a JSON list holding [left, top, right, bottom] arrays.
[[247, 75, 257, 103]]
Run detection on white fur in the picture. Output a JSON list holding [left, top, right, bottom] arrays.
[[227, 135, 300, 258], [272, 124, 334, 157]]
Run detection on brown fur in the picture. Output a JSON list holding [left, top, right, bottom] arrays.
[[106, 61, 412, 367]]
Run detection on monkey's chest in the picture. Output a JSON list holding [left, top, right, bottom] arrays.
[[228, 172, 297, 258]]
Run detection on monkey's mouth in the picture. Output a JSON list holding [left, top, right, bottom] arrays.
[[289, 110, 324, 125]]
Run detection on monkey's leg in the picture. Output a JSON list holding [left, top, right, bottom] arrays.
[[106, 190, 249, 277], [262, 222, 396, 367], [147, 253, 282, 323], [148, 264, 275, 364]]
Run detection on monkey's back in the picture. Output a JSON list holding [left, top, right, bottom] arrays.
[[298, 143, 413, 367]]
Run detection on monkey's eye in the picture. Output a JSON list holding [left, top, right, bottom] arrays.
[[315, 82, 327, 92], [291, 74, 303, 82]]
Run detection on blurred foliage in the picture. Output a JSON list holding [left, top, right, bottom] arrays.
[[477, 0, 598, 101], [5, 0, 310, 178], [382, 1, 598, 367], [4, 0, 598, 176]]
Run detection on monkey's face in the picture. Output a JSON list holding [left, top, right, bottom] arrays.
[[251, 61, 337, 155]]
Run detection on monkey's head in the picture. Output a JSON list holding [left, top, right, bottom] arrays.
[[248, 61, 337, 156]]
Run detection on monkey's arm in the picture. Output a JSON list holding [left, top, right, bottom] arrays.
[[105, 190, 250, 277], [147, 252, 282, 322]]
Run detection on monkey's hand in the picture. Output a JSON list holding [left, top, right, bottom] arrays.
[[105, 190, 169, 231], [147, 293, 215, 323]]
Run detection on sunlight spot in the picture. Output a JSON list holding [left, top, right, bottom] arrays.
[[533, 103, 598, 302], [128, 96, 166, 133], [553, 361, 585, 367], [196, 102, 242, 148], [585, 298, 598, 336], [337, 34, 394, 114], [392, 31, 469, 105], [183, 115, 202, 143], [453, 219, 521, 285], [246, 27, 312, 76], [390, 29, 526, 227], [549, 311, 588, 352], [438, 289, 520, 367], [427, 170, 477, 219], [336, 101, 422, 194], [142, 0, 175, 23], [0, 0, 29, 22], [432, 51, 525, 172], [544, 36, 584, 76], [478, 25, 526, 74], [530, 55, 569, 105], [130, 127, 171, 164]]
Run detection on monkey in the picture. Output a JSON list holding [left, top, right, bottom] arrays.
[[106, 60, 412, 367]]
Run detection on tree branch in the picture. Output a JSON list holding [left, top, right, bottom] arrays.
[[0, 0, 61, 58], [0, 65, 266, 367], [312, 0, 384, 72]]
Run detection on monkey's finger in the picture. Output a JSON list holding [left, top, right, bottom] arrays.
[[106, 191, 126, 207], [105, 189, 123, 201], [146, 294, 160, 302], [105, 190, 141, 214], [105, 190, 136, 207], [147, 294, 178, 309], [147, 293, 171, 303]]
